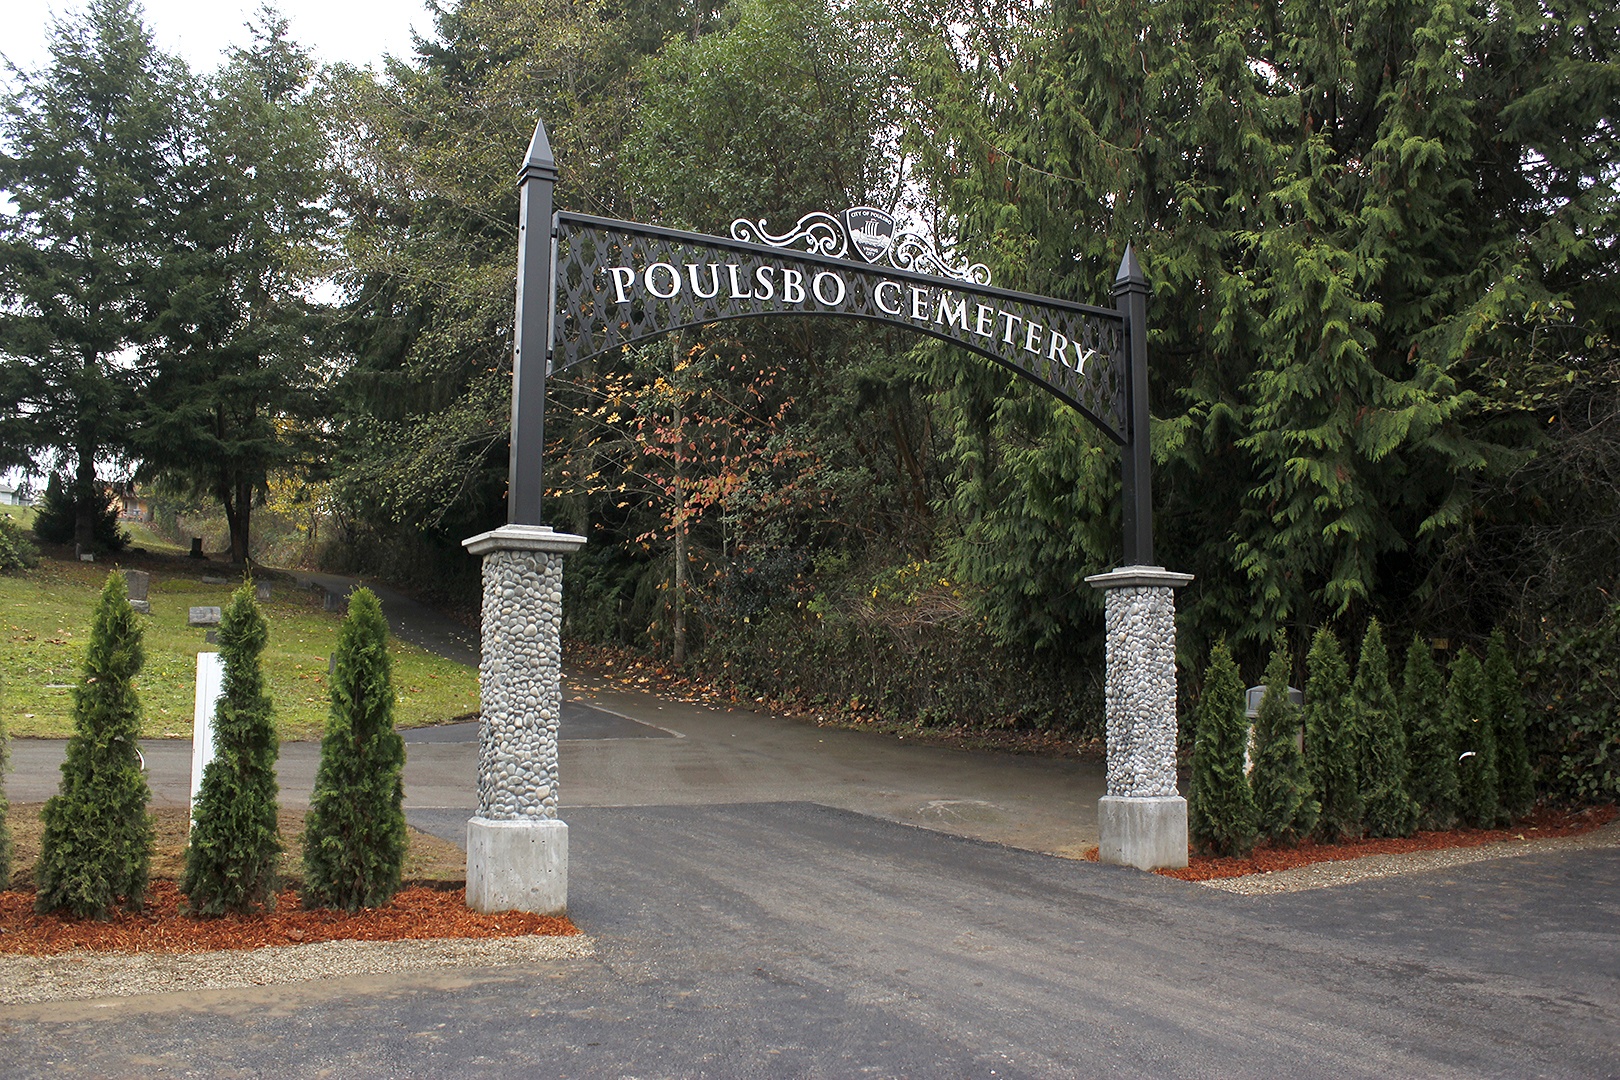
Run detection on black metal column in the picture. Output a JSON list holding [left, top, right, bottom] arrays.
[[1113, 245, 1153, 567], [509, 118, 557, 526]]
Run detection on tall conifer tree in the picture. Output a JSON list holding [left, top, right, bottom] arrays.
[[1355, 620, 1418, 838], [302, 588, 407, 911], [1486, 630, 1534, 821], [1449, 650, 1499, 828], [1403, 636, 1458, 829], [1188, 640, 1259, 857], [1304, 627, 1361, 842], [1251, 634, 1317, 846], [35, 573, 153, 916], [183, 582, 282, 915]]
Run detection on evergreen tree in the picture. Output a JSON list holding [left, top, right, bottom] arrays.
[[182, 582, 282, 915], [302, 588, 407, 911], [30, 473, 127, 551], [1486, 629, 1535, 821], [35, 572, 153, 916], [1403, 635, 1458, 829], [1448, 649, 1500, 827], [0, 672, 12, 887], [1355, 620, 1418, 838], [1187, 640, 1258, 857], [1250, 634, 1317, 846], [1304, 627, 1361, 843], [0, 0, 189, 550]]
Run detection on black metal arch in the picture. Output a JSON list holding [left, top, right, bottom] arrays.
[[507, 119, 1156, 566]]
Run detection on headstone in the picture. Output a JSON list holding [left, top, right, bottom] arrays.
[[201, 574, 228, 585], [323, 588, 345, 612], [1245, 685, 1303, 719], [79, 553, 95, 562], [205, 629, 219, 644], [121, 569, 150, 601], [188, 606, 223, 626], [129, 600, 151, 615], [256, 582, 271, 601], [191, 652, 225, 827], [188, 537, 206, 560], [329, 653, 337, 675]]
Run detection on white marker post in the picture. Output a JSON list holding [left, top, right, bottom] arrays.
[[191, 651, 225, 828]]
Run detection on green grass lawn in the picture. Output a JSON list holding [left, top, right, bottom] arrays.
[[0, 504, 36, 527], [1, 555, 479, 741]]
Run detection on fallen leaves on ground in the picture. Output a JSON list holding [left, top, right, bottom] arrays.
[[0, 882, 579, 956]]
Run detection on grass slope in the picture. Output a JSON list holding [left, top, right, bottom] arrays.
[[1, 555, 478, 740]]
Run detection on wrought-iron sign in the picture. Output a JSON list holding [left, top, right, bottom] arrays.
[[509, 119, 1157, 566]]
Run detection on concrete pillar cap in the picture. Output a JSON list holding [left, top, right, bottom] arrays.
[[1085, 565, 1194, 590], [463, 523, 587, 556]]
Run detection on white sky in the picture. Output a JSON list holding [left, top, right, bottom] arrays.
[[4, 0, 430, 86]]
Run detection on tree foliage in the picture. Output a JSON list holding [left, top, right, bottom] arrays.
[[1448, 649, 1499, 828], [302, 588, 407, 911], [1486, 629, 1534, 821], [182, 582, 282, 915], [34, 572, 153, 917], [1250, 634, 1316, 846], [1188, 640, 1258, 857], [1403, 635, 1458, 829]]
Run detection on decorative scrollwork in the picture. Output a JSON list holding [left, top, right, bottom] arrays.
[[729, 212, 847, 259], [889, 233, 993, 286]]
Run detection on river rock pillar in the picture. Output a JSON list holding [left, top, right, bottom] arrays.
[[462, 523, 586, 914], [1085, 565, 1194, 870]]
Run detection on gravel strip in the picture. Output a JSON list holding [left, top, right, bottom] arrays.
[[0, 934, 596, 1005], [1200, 822, 1620, 895]]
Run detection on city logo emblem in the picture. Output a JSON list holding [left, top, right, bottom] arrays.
[[842, 207, 895, 265]]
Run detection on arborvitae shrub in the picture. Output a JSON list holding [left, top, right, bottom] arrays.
[[1402, 635, 1457, 829], [0, 672, 12, 887], [1355, 620, 1418, 838], [35, 573, 153, 916], [1304, 627, 1361, 843], [182, 582, 282, 915], [1250, 633, 1317, 846], [1486, 629, 1534, 821], [302, 588, 407, 911], [1448, 649, 1500, 827], [1188, 639, 1258, 857], [0, 518, 39, 574]]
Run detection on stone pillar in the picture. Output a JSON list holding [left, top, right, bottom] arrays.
[[462, 523, 586, 914], [1084, 565, 1194, 870]]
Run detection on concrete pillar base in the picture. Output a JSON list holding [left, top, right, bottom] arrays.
[[466, 817, 568, 915], [1098, 795, 1188, 870]]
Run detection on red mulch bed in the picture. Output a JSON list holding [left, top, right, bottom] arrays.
[[0, 881, 579, 956], [1083, 804, 1618, 881]]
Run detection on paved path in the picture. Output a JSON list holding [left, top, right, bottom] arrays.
[[4, 584, 1617, 1076]]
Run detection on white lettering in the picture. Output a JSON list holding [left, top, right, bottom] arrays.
[[783, 269, 806, 304], [1074, 344, 1101, 377], [1047, 329, 1070, 364], [687, 263, 721, 299], [726, 263, 753, 300], [909, 286, 929, 320], [875, 280, 903, 315], [644, 263, 680, 299], [609, 266, 636, 304], [1023, 320, 1043, 354], [974, 304, 996, 337], [753, 265, 776, 301], [1000, 311, 1023, 344], [934, 293, 968, 331], [812, 271, 846, 306]]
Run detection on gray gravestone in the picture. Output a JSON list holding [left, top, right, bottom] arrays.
[[256, 582, 271, 601], [201, 575, 228, 585], [188, 606, 222, 627], [121, 569, 150, 601]]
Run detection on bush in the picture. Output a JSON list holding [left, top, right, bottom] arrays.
[[1250, 634, 1317, 846], [1402, 635, 1457, 829], [1304, 627, 1361, 843], [302, 588, 408, 911], [34, 573, 153, 916], [182, 582, 283, 915], [1448, 649, 1500, 828], [1355, 620, 1418, 838], [1188, 639, 1258, 857], [0, 518, 39, 574], [31, 473, 127, 551], [1524, 603, 1620, 803], [1486, 629, 1534, 821]]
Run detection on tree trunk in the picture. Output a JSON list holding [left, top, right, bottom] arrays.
[[671, 334, 688, 666], [230, 476, 253, 565], [73, 449, 97, 553]]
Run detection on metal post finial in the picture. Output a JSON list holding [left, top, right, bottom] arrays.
[[519, 118, 558, 183]]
